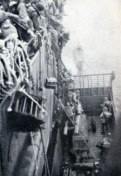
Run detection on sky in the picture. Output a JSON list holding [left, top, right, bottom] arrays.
[[62, 0, 121, 74]]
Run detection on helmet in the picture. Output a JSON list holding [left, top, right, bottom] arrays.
[[0, 10, 8, 24], [107, 132, 111, 136], [9, 1, 17, 7], [104, 97, 108, 101], [31, 0, 40, 5], [66, 102, 70, 106], [36, 2, 45, 11]]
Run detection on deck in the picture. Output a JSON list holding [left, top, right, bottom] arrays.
[[88, 115, 113, 160]]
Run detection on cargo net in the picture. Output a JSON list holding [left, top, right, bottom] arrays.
[[0, 34, 33, 100]]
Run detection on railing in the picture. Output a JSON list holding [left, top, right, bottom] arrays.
[[70, 73, 112, 90], [66, 73, 115, 114]]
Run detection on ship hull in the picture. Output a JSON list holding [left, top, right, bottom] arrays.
[[0, 42, 56, 176]]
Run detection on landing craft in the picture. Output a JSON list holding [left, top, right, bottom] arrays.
[[60, 72, 116, 176]]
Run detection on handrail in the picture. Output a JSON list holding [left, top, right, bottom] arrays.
[[70, 73, 113, 90], [73, 73, 112, 77]]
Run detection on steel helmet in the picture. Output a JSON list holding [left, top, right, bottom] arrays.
[[36, 2, 45, 11], [0, 10, 8, 24], [107, 132, 111, 136], [9, 1, 17, 7], [31, 0, 40, 4]]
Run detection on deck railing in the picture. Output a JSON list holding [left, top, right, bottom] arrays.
[[68, 73, 115, 115], [71, 73, 112, 90]]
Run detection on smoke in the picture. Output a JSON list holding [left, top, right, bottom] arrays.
[[62, 41, 78, 74], [62, 40, 84, 74]]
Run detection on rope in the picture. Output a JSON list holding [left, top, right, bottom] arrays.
[[30, 132, 39, 176], [40, 128, 51, 176], [30, 126, 51, 176], [0, 36, 34, 100]]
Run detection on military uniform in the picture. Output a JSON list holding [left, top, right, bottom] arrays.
[[96, 135, 112, 155], [65, 103, 74, 121], [100, 111, 108, 134], [48, 0, 56, 15], [27, 2, 45, 31], [17, 0, 33, 30], [101, 97, 112, 112], [0, 10, 18, 39]]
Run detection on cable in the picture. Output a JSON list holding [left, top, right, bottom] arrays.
[[30, 132, 39, 176], [40, 128, 51, 176]]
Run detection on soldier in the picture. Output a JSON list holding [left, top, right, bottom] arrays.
[[100, 107, 108, 134], [60, 69, 72, 87], [17, 0, 33, 30], [0, 10, 18, 86], [72, 90, 80, 104], [65, 102, 74, 121], [0, 10, 18, 39], [9, 1, 18, 14], [75, 100, 82, 115], [6, 1, 35, 42], [74, 101, 82, 134], [48, 0, 57, 15], [96, 133, 112, 155], [67, 91, 73, 105], [100, 107, 112, 134], [0, 3, 4, 10], [27, 2, 46, 32], [101, 97, 112, 112]]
